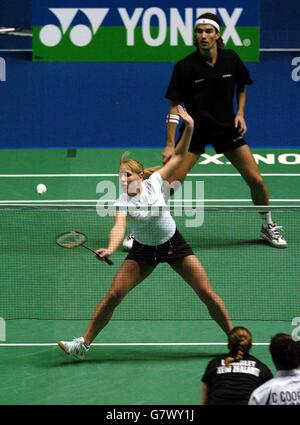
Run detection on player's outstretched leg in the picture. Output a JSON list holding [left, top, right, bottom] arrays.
[[170, 255, 233, 335]]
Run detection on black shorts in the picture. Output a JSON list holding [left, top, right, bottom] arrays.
[[177, 126, 247, 155], [125, 229, 194, 267]]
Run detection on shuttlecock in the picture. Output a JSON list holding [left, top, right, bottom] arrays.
[[36, 184, 47, 195]]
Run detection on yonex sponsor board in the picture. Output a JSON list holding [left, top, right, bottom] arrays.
[[32, 0, 260, 62]]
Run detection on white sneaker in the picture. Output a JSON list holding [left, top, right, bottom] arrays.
[[122, 234, 135, 251], [58, 336, 89, 360], [261, 224, 287, 248]]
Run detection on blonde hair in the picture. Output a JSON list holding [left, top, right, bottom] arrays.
[[120, 152, 160, 179], [224, 327, 252, 367]]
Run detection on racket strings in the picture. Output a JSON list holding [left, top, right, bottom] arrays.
[[56, 231, 87, 248]]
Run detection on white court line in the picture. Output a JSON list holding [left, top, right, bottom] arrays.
[[188, 174, 300, 177], [0, 199, 300, 203], [0, 173, 300, 177], [1, 48, 299, 52], [260, 48, 300, 52], [0, 174, 118, 177], [0, 342, 268, 347]]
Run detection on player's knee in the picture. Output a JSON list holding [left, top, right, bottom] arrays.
[[198, 289, 214, 304], [106, 289, 124, 307], [247, 175, 265, 190]]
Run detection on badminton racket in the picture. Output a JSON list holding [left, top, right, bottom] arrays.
[[56, 231, 113, 266]]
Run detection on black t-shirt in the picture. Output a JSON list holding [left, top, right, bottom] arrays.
[[165, 49, 253, 138], [201, 353, 273, 405]]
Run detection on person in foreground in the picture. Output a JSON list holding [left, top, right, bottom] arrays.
[[201, 326, 273, 405], [58, 106, 233, 359], [163, 13, 287, 249], [249, 333, 300, 405]]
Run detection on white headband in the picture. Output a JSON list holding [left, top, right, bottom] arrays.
[[194, 18, 220, 32]]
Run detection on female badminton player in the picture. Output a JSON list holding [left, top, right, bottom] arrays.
[[58, 106, 233, 359]]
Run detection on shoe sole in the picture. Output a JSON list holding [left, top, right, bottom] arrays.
[[58, 341, 70, 355], [261, 233, 287, 248]]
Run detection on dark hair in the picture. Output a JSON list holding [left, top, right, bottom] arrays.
[[270, 333, 300, 370], [193, 13, 224, 49], [224, 327, 252, 367]]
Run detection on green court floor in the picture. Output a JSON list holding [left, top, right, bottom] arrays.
[[0, 148, 300, 204]]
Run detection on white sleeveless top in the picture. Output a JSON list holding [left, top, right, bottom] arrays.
[[115, 172, 176, 246]]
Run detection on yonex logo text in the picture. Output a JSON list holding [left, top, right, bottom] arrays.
[[0, 57, 6, 82], [39, 7, 245, 48], [199, 153, 300, 166]]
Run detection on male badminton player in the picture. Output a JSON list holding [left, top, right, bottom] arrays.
[[163, 13, 287, 249]]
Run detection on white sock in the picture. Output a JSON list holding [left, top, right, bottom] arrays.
[[260, 211, 273, 227]]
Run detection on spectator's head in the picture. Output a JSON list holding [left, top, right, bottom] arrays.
[[270, 333, 300, 370], [225, 327, 252, 367]]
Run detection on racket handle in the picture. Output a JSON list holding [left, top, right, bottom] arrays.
[[104, 257, 113, 266], [96, 253, 113, 266]]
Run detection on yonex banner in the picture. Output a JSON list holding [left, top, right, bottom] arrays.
[[33, 0, 260, 62]]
